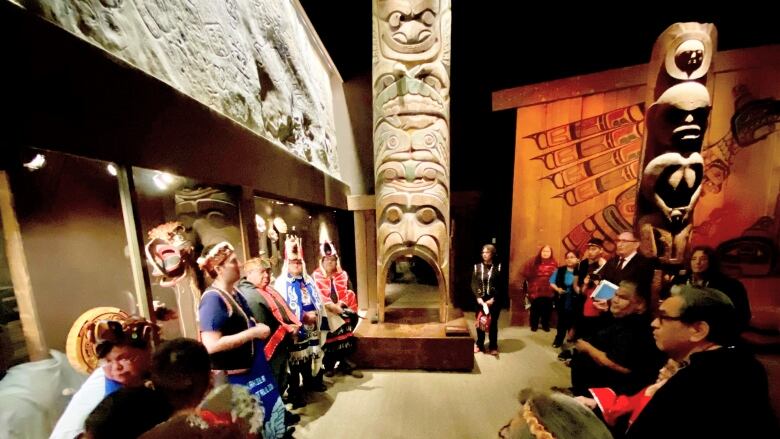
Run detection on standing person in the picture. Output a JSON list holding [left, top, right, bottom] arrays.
[[551, 251, 579, 348], [574, 238, 608, 293], [237, 257, 301, 402], [572, 238, 609, 341], [273, 236, 327, 408], [312, 241, 363, 377], [672, 245, 751, 333], [599, 232, 654, 298], [523, 245, 559, 332], [50, 316, 159, 439], [471, 244, 505, 355], [197, 242, 287, 439]]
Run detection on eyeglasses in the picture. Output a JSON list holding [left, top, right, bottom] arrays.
[[616, 239, 638, 243], [654, 312, 684, 323]]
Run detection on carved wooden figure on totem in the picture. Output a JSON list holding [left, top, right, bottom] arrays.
[[373, 0, 451, 321], [636, 23, 717, 267]]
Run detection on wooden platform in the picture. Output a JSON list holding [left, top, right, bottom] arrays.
[[352, 308, 475, 371]]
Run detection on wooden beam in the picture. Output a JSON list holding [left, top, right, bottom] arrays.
[[492, 45, 780, 111], [492, 64, 647, 111], [116, 166, 154, 319], [0, 171, 48, 361], [347, 195, 376, 211], [239, 187, 260, 259]]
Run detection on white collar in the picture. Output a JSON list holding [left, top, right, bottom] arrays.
[[620, 251, 638, 266]]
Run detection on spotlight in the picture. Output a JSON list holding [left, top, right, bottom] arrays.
[[153, 172, 169, 190], [23, 153, 46, 171], [106, 164, 118, 176], [152, 171, 179, 190]]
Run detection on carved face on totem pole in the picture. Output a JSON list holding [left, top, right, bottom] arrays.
[[373, 0, 451, 287], [376, 0, 441, 62], [636, 23, 716, 265]]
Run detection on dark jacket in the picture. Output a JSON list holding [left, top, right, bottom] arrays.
[[626, 347, 777, 439], [471, 262, 506, 307], [599, 253, 655, 298]]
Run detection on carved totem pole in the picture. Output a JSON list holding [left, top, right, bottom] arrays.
[[636, 23, 717, 275], [373, 0, 451, 322]]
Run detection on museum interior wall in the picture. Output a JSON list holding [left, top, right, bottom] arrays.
[[0, 0, 363, 363], [498, 45, 780, 326]]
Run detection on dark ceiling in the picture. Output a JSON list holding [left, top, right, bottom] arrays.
[[299, 1, 780, 247], [300, 2, 779, 88]]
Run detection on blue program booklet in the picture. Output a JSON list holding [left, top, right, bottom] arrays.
[[590, 280, 619, 300]]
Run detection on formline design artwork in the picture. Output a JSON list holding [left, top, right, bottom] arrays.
[[373, 0, 451, 322], [526, 89, 778, 258], [31, 0, 341, 177]]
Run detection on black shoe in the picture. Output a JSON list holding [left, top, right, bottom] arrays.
[[283, 426, 296, 439], [531, 327, 538, 332], [285, 410, 301, 424], [552, 342, 562, 348], [290, 396, 306, 409], [543, 327, 551, 332], [306, 380, 327, 392]]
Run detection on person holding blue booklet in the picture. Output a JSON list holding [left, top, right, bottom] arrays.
[[590, 279, 619, 301], [570, 281, 664, 397]]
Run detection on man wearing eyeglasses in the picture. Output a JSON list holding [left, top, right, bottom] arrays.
[[599, 231, 655, 298], [583, 285, 776, 438]]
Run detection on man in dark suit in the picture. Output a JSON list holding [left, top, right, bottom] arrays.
[[599, 232, 655, 302]]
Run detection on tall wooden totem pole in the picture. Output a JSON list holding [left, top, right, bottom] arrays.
[[372, 0, 451, 322], [636, 23, 717, 290]]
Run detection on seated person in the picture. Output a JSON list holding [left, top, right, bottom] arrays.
[[671, 246, 751, 332], [140, 384, 266, 438], [571, 281, 664, 396], [498, 388, 613, 439], [149, 338, 212, 413], [141, 338, 272, 438], [578, 285, 777, 438], [50, 317, 159, 439], [83, 387, 172, 439]]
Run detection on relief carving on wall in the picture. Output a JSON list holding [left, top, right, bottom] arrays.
[[372, 0, 451, 321], [31, 0, 340, 177], [636, 23, 716, 266]]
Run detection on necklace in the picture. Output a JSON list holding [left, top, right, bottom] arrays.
[[480, 263, 493, 295]]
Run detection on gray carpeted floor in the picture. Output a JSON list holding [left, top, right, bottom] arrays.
[[290, 312, 571, 438]]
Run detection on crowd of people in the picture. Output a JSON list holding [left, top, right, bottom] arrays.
[[44, 231, 777, 438], [490, 233, 777, 438], [49, 236, 361, 439]]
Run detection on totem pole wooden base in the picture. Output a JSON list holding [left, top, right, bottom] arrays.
[[352, 306, 474, 371]]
